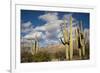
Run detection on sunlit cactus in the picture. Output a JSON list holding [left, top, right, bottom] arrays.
[[32, 34, 39, 55], [69, 16, 73, 60], [35, 34, 39, 53], [79, 21, 85, 58], [59, 16, 86, 60], [60, 17, 69, 60], [34, 40, 38, 53], [75, 27, 78, 50], [75, 21, 85, 59], [60, 16, 73, 60]]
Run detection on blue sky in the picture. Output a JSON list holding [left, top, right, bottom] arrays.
[[21, 10, 90, 47], [21, 10, 89, 28]]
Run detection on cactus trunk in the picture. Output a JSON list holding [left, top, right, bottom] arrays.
[[69, 16, 73, 60], [63, 18, 69, 60], [32, 40, 39, 55], [75, 28, 78, 50], [80, 21, 85, 58], [36, 39, 39, 53]]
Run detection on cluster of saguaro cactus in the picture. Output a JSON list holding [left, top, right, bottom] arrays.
[[75, 21, 86, 59], [60, 16, 85, 60], [78, 21, 85, 59], [60, 16, 73, 60]]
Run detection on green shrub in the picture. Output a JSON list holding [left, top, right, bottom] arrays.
[[21, 50, 67, 62], [32, 51, 52, 62], [21, 52, 33, 63]]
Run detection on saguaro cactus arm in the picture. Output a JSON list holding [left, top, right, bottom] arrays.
[[60, 37, 65, 45], [59, 37, 69, 45], [59, 18, 69, 45]]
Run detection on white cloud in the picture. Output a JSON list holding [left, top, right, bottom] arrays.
[[39, 12, 58, 23], [22, 13, 89, 47], [23, 30, 43, 40], [45, 39, 59, 45], [34, 20, 63, 32], [22, 21, 32, 27], [21, 13, 63, 45], [21, 21, 33, 34], [45, 20, 63, 31], [35, 25, 46, 31]]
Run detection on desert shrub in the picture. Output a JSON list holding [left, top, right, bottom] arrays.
[[85, 42, 90, 59], [21, 52, 33, 63], [21, 50, 67, 62], [73, 49, 79, 56], [55, 51, 66, 60], [32, 51, 52, 62]]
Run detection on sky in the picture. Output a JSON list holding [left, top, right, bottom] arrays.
[[21, 10, 90, 47]]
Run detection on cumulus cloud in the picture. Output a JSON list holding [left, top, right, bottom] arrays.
[[45, 39, 59, 45], [21, 12, 89, 47], [21, 21, 33, 34], [39, 12, 58, 23], [35, 26, 46, 31], [23, 30, 43, 40], [34, 13, 64, 45]]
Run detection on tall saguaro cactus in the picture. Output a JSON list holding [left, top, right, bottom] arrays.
[[62, 18, 69, 60], [60, 16, 73, 60], [34, 40, 38, 53], [60, 17, 69, 60], [75, 21, 85, 59], [79, 21, 85, 58], [35, 34, 39, 53], [32, 34, 39, 55], [75, 27, 82, 59], [75, 27, 78, 51], [69, 16, 73, 60]]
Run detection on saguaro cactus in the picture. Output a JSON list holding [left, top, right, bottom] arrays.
[[69, 16, 73, 60], [75, 27, 78, 50], [60, 16, 73, 60], [63, 18, 69, 60], [32, 41, 36, 55], [75, 27, 82, 59], [34, 40, 38, 53], [75, 21, 85, 59], [32, 34, 39, 55], [76, 28, 82, 59], [60, 18, 69, 60], [79, 21, 85, 58], [35, 34, 39, 53]]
